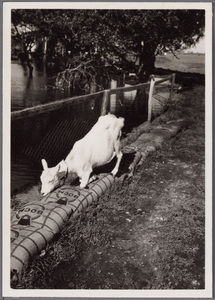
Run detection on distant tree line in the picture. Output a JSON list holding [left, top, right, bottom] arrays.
[[12, 9, 205, 85]]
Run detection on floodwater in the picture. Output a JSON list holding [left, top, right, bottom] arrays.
[[11, 62, 149, 194], [11, 62, 70, 111]]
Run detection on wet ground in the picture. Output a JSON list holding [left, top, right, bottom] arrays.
[[12, 85, 205, 290]]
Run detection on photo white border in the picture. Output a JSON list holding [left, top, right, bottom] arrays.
[[2, 2, 213, 298]]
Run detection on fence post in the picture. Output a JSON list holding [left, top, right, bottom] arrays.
[[170, 73, 176, 101], [100, 90, 110, 116], [147, 78, 155, 122]]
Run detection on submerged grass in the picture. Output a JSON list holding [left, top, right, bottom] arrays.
[[12, 84, 205, 289]]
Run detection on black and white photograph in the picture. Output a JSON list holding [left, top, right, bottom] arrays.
[[2, 2, 213, 297]]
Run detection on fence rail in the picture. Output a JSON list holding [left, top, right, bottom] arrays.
[[11, 74, 175, 121], [11, 91, 104, 121]]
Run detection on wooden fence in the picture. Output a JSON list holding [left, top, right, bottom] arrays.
[[11, 74, 175, 122]]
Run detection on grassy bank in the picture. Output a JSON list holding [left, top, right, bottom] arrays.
[[12, 84, 205, 289], [156, 53, 205, 74]]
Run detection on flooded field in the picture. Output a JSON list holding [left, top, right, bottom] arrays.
[[11, 62, 70, 111]]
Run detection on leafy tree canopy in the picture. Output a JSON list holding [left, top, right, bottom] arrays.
[[12, 9, 205, 82]]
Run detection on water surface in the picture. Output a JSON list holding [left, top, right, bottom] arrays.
[[11, 62, 70, 111]]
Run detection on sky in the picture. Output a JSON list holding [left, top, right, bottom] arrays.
[[186, 37, 205, 53]]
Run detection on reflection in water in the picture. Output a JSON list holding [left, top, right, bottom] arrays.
[[11, 62, 71, 111], [11, 62, 149, 194]]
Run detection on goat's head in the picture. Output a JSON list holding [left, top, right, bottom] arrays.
[[40, 159, 67, 196]]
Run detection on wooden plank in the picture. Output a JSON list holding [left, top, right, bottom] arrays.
[[153, 76, 172, 85], [109, 82, 150, 95], [100, 90, 110, 116], [147, 78, 155, 122], [170, 73, 176, 101], [109, 77, 172, 95], [150, 74, 172, 79]]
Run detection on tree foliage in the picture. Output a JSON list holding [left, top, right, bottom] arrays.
[[93, 10, 205, 81], [12, 9, 205, 83]]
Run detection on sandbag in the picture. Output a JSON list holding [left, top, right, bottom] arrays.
[[11, 174, 114, 276]]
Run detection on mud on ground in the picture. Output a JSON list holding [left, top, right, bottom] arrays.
[[13, 85, 205, 289]]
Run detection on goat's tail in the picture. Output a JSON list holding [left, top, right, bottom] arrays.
[[117, 117, 124, 130]]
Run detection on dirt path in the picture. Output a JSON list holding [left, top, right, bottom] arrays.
[[15, 85, 205, 289]]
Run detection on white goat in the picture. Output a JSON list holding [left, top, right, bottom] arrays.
[[40, 114, 124, 196]]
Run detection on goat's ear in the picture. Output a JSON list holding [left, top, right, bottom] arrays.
[[52, 161, 62, 173], [57, 163, 61, 172], [56, 160, 66, 173], [41, 159, 48, 170]]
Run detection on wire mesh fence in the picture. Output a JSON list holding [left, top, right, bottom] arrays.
[[11, 92, 103, 166], [150, 74, 174, 119], [108, 84, 150, 133], [11, 73, 175, 175]]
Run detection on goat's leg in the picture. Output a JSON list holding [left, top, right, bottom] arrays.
[[111, 151, 123, 176], [88, 174, 98, 184], [79, 171, 91, 188], [111, 139, 123, 176]]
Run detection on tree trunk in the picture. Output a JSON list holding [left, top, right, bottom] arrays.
[[24, 50, 34, 77], [14, 24, 34, 77], [21, 47, 34, 77], [137, 46, 156, 83], [43, 37, 48, 62]]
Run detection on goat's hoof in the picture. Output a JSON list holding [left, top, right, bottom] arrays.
[[80, 185, 89, 189], [90, 175, 98, 182]]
